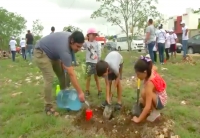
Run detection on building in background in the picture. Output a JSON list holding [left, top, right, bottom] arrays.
[[166, 8, 200, 42]]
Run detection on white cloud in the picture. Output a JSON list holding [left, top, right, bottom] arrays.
[[0, 0, 200, 37]]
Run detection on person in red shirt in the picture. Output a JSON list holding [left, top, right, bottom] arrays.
[[132, 55, 167, 123]]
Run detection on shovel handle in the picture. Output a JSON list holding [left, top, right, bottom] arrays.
[[137, 79, 140, 89]]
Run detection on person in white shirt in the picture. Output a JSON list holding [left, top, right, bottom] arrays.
[[169, 30, 178, 59], [20, 38, 26, 59], [180, 21, 188, 59], [165, 30, 170, 60], [9, 37, 17, 62], [156, 24, 166, 64]]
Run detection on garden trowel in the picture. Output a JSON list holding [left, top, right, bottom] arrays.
[[132, 79, 142, 117]]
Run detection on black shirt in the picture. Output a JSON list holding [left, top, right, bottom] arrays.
[[26, 33, 34, 44]]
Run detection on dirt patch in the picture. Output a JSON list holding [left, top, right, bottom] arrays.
[[73, 106, 176, 138]]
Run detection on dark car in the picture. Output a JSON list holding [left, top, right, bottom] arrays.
[[176, 43, 183, 53], [187, 34, 200, 54], [105, 42, 117, 51]]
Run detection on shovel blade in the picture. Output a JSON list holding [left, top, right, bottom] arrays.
[[132, 104, 142, 117], [103, 105, 113, 119]]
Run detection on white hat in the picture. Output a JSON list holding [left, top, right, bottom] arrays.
[[180, 20, 185, 24], [169, 29, 174, 32]]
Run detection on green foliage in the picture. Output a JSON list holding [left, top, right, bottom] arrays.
[[63, 25, 82, 32], [91, 0, 162, 50], [31, 19, 44, 45], [0, 7, 26, 49], [197, 23, 200, 29]]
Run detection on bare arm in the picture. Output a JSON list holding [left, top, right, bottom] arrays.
[[138, 82, 154, 122], [63, 65, 82, 94], [105, 77, 111, 103]]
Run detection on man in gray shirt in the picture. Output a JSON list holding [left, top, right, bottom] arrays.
[[96, 51, 123, 110], [145, 19, 156, 63], [34, 31, 85, 116]]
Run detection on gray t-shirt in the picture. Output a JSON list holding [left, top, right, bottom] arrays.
[[35, 32, 72, 67], [83, 41, 101, 63], [146, 25, 155, 43], [105, 51, 123, 75]]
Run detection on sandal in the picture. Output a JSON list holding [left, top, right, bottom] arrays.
[[85, 90, 90, 97], [98, 91, 102, 98], [45, 106, 59, 116]]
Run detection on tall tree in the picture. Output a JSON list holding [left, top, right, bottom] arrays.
[[63, 25, 82, 32], [0, 7, 26, 49], [91, 0, 162, 50], [32, 19, 44, 44]]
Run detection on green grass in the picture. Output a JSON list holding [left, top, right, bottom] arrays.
[[1, 50, 200, 138]]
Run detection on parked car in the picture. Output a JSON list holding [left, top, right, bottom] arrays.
[[187, 34, 200, 54], [176, 43, 182, 53], [105, 42, 117, 51]]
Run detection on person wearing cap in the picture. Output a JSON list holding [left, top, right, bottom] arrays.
[[155, 24, 166, 64], [50, 26, 55, 34], [180, 21, 188, 59], [20, 38, 26, 59], [145, 19, 156, 64], [9, 37, 17, 62], [33, 31, 85, 116], [169, 29, 178, 59]]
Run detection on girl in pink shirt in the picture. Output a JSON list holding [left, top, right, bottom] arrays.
[[132, 55, 167, 123]]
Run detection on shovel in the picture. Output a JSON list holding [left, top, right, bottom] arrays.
[[131, 79, 142, 117]]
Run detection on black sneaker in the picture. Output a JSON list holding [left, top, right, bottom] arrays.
[[98, 91, 102, 98], [101, 100, 109, 108], [85, 90, 90, 97], [114, 103, 122, 111]]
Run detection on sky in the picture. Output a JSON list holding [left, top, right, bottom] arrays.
[[0, 0, 200, 37]]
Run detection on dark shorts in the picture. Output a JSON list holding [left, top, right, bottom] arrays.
[[86, 62, 97, 76], [156, 95, 164, 110], [108, 63, 123, 81], [170, 44, 176, 52]]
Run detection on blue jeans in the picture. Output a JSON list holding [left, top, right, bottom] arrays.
[[21, 47, 26, 59], [158, 43, 165, 63], [26, 44, 33, 61], [182, 40, 188, 57], [11, 51, 16, 62], [147, 41, 155, 63]]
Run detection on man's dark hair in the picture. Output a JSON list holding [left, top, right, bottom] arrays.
[[27, 30, 30, 33], [51, 26, 55, 32], [96, 60, 109, 77], [70, 31, 84, 43], [148, 19, 153, 24]]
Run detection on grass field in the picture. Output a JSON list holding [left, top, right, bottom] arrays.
[[1, 50, 200, 138]]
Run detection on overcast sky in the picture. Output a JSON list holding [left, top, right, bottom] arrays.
[[0, 0, 200, 37]]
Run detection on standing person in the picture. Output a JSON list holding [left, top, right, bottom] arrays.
[[145, 19, 156, 64], [165, 30, 170, 60], [180, 21, 188, 60], [96, 51, 123, 110], [156, 24, 166, 64], [84, 28, 102, 97], [25, 30, 34, 63], [169, 30, 178, 59], [33, 31, 85, 116], [153, 44, 157, 63], [50, 26, 55, 34], [20, 38, 26, 59], [9, 37, 17, 62]]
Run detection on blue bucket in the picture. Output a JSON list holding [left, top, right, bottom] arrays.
[[56, 89, 82, 111]]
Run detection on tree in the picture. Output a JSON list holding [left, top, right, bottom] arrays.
[[63, 25, 82, 32], [31, 19, 44, 44], [91, 0, 162, 50], [0, 7, 26, 49]]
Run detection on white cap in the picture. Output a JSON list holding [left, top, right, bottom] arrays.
[[180, 20, 185, 24], [169, 29, 174, 32]]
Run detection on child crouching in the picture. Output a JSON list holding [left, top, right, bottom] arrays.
[[132, 55, 167, 123]]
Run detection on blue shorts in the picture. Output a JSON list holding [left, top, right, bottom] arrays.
[[156, 95, 164, 110]]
